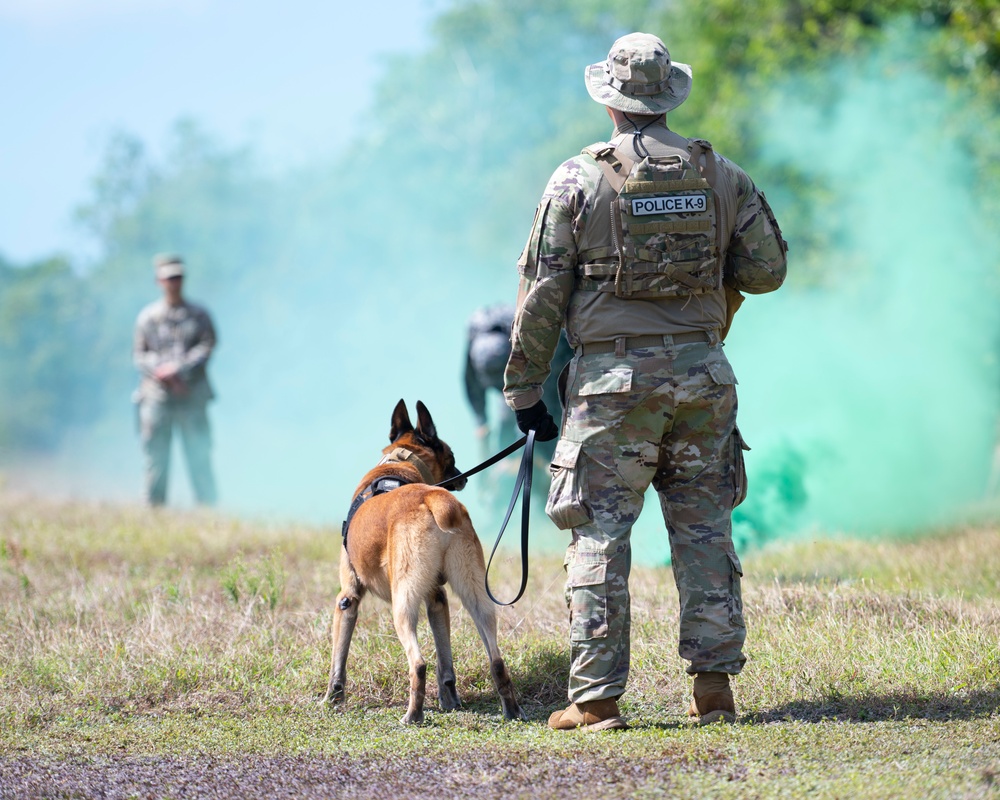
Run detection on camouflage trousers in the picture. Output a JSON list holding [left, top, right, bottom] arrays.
[[138, 397, 217, 507], [545, 335, 748, 704]]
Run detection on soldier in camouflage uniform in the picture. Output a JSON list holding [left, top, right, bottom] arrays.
[[133, 254, 218, 507], [503, 33, 787, 730]]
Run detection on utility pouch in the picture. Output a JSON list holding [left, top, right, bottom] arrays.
[[545, 439, 591, 529]]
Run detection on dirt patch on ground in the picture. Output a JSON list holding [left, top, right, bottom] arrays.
[[0, 748, 740, 799]]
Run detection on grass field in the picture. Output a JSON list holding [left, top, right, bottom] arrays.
[[1, 489, 998, 799]]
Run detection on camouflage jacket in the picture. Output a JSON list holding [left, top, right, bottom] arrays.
[[133, 298, 217, 403], [503, 121, 787, 410]]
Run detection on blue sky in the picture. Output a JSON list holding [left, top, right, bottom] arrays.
[[0, 0, 443, 265]]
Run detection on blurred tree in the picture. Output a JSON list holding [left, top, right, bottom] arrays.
[[651, 0, 1000, 283], [71, 119, 297, 421], [0, 256, 102, 449], [3, 0, 998, 455]]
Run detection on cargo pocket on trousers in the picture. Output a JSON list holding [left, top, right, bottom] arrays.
[[727, 549, 745, 628], [546, 439, 592, 530], [731, 426, 750, 507], [567, 550, 608, 642], [577, 366, 633, 397], [706, 357, 738, 387]]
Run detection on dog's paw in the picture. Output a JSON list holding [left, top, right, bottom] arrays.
[[400, 710, 425, 726], [438, 681, 462, 711], [321, 684, 346, 706]]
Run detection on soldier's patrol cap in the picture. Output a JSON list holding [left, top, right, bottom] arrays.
[[153, 253, 185, 279], [585, 32, 692, 115]]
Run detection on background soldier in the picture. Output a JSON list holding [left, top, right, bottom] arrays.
[[465, 304, 521, 461], [133, 254, 218, 507], [464, 303, 573, 459], [464, 303, 572, 512], [504, 32, 788, 731]]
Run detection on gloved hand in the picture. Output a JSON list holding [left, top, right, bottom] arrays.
[[514, 400, 559, 442]]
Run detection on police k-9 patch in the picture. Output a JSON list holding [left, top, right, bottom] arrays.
[[631, 194, 707, 215]]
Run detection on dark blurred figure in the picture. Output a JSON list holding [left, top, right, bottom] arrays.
[[465, 304, 519, 460], [464, 303, 572, 507], [133, 254, 218, 507]]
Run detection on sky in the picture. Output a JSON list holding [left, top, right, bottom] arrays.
[[0, 0, 443, 266]]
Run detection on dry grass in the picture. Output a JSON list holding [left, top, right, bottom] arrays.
[[1, 489, 999, 799]]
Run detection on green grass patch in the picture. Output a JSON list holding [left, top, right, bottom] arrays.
[[1, 491, 998, 798]]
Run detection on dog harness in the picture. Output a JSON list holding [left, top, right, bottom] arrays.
[[340, 448, 436, 547], [341, 474, 413, 547]]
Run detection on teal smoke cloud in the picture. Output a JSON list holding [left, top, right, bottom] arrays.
[[725, 31, 999, 551]]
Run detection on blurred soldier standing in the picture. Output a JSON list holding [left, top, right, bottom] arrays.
[[133, 254, 218, 507], [464, 303, 572, 464], [465, 304, 520, 460], [504, 33, 787, 731], [465, 303, 573, 517]]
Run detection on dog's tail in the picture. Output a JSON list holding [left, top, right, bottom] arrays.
[[424, 489, 469, 534]]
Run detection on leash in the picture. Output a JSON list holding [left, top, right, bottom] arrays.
[[433, 430, 537, 606], [433, 434, 528, 486]]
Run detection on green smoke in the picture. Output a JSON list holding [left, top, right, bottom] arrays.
[[726, 26, 1000, 549], [1, 12, 997, 567]]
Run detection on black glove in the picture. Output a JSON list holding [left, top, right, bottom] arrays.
[[514, 400, 559, 442]]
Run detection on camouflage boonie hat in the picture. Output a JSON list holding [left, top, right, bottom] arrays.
[[585, 32, 692, 115], [153, 253, 185, 279]]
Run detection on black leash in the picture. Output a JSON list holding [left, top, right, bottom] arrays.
[[433, 434, 528, 486], [433, 430, 537, 606]]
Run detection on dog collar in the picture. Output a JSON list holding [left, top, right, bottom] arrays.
[[341, 475, 413, 547], [379, 447, 437, 485]]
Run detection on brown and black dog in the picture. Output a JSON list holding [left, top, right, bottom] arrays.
[[322, 399, 522, 725]]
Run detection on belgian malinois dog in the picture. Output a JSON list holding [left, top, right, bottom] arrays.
[[323, 399, 523, 725]]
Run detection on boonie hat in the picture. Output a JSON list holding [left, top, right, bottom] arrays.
[[153, 253, 185, 279], [585, 32, 692, 115]]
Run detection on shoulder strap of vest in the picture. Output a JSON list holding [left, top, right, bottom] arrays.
[[689, 136, 743, 330], [688, 137, 726, 255], [582, 140, 636, 194], [687, 138, 718, 190]]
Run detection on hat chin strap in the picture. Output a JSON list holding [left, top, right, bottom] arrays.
[[622, 113, 659, 158]]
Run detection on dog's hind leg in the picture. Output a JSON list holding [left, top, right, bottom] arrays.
[[323, 560, 365, 705], [426, 581, 461, 711], [446, 540, 525, 721], [393, 589, 428, 725]]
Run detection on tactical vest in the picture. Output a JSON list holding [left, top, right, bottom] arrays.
[[578, 138, 726, 299]]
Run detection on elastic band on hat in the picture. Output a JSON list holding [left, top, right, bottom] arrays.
[[605, 65, 671, 97]]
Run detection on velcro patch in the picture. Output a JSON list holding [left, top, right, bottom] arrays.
[[631, 193, 707, 216]]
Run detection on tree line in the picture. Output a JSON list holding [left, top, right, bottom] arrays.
[[1, 0, 997, 453]]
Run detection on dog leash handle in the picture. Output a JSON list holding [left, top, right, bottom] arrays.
[[484, 429, 535, 606]]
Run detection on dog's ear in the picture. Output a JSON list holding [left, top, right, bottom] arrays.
[[390, 399, 413, 442], [414, 400, 438, 443]]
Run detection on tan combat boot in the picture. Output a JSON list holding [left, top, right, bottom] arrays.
[[687, 672, 736, 725], [548, 698, 628, 731]]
